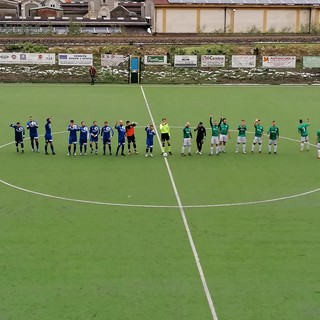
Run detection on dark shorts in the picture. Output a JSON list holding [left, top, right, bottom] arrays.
[[127, 135, 136, 143], [103, 138, 111, 145], [161, 133, 170, 142], [80, 139, 87, 145], [118, 137, 125, 145], [45, 135, 52, 142], [90, 136, 98, 143], [146, 139, 154, 148], [15, 138, 23, 144], [69, 137, 77, 144], [30, 134, 38, 139]]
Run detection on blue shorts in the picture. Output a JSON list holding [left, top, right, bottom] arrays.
[[80, 138, 87, 145], [69, 137, 77, 144], [45, 135, 52, 142], [146, 139, 154, 148], [90, 136, 98, 143], [30, 134, 38, 139], [118, 137, 125, 145], [103, 138, 111, 145]]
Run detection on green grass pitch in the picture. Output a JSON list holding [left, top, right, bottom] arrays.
[[0, 84, 319, 320]]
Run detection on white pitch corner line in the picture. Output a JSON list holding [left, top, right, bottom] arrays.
[[140, 86, 219, 320]]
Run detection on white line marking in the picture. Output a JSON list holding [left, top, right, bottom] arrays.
[[1, 131, 319, 210], [0, 176, 319, 209], [140, 86, 219, 320]]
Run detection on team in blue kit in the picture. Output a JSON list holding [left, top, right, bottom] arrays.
[[8, 115, 320, 160]]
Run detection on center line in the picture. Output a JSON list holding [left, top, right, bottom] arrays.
[[140, 86, 218, 320]]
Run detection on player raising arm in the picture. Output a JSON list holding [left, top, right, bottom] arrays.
[[67, 120, 79, 156], [251, 119, 263, 153], [27, 116, 39, 152], [10, 122, 25, 153], [115, 120, 126, 156], [145, 124, 156, 157], [126, 120, 138, 155]]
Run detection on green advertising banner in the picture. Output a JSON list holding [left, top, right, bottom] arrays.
[[303, 56, 320, 68], [144, 55, 167, 65]]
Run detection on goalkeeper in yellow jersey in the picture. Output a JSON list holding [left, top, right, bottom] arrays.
[[160, 117, 172, 155]]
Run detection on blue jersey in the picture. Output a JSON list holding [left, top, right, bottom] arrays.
[[115, 124, 126, 144], [27, 121, 39, 137], [101, 125, 114, 141], [145, 127, 155, 146], [10, 124, 25, 142], [68, 124, 78, 143], [45, 122, 52, 141], [89, 125, 100, 142], [79, 126, 89, 143]]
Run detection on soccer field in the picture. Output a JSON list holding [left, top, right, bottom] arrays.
[[0, 84, 319, 320]]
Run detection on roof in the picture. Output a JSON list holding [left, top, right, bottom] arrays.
[[154, 0, 320, 4]]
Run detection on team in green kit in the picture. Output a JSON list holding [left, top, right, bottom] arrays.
[[8, 116, 320, 159]]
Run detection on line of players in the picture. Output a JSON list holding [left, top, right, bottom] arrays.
[[9, 115, 319, 159]]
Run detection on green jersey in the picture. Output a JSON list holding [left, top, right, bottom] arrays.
[[268, 126, 279, 140], [237, 125, 247, 137], [211, 125, 219, 137], [298, 123, 310, 137], [220, 122, 229, 135], [183, 127, 192, 139], [317, 130, 320, 143], [254, 124, 263, 137], [160, 123, 170, 134]]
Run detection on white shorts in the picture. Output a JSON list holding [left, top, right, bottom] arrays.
[[253, 136, 262, 144], [183, 138, 191, 146], [237, 137, 246, 144], [269, 139, 277, 145], [219, 134, 228, 143], [210, 136, 219, 145], [300, 136, 308, 143], [317, 143, 320, 149]]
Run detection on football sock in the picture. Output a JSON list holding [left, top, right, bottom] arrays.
[[210, 146, 213, 155]]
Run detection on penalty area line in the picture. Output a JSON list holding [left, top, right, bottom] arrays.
[[140, 85, 219, 320]]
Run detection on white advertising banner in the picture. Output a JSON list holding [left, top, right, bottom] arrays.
[[0, 52, 56, 65], [262, 56, 296, 68], [174, 55, 197, 67], [232, 55, 256, 68], [58, 53, 93, 66], [303, 56, 320, 68], [201, 55, 225, 67], [101, 54, 126, 67]]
